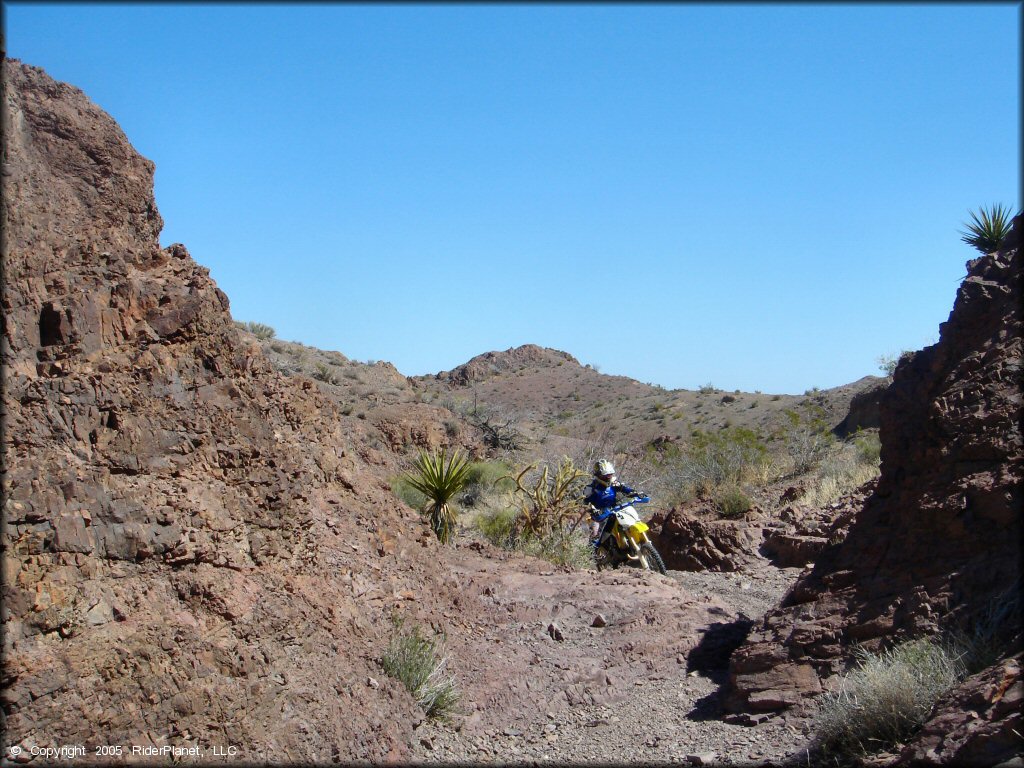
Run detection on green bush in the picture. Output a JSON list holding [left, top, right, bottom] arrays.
[[713, 484, 753, 518], [813, 637, 965, 763], [474, 507, 520, 548], [391, 476, 428, 511], [464, 460, 514, 490], [780, 405, 835, 475], [459, 460, 515, 507], [381, 619, 459, 721], [682, 426, 769, 496], [876, 351, 914, 377], [852, 430, 881, 465]]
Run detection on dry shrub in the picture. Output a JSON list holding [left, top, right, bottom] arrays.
[[507, 457, 588, 540], [813, 637, 965, 763], [801, 437, 881, 509]]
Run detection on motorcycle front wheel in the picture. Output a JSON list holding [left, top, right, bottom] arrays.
[[640, 542, 668, 575]]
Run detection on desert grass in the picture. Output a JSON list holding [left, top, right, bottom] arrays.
[[381, 619, 460, 721], [813, 636, 965, 764], [800, 435, 881, 509], [473, 505, 519, 549], [712, 484, 754, 518]]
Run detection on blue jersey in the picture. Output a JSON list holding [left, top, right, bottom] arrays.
[[584, 480, 636, 521]]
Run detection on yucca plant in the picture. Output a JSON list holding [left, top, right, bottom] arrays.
[[960, 203, 1017, 255], [404, 448, 471, 544]]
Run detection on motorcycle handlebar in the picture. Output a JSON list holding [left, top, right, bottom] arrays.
[[607, 495, 650, 512]]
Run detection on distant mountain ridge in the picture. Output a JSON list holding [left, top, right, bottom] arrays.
[[406, 343, 887, 449]]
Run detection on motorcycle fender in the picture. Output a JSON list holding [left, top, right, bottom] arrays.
[[627, 522, 649, 543]]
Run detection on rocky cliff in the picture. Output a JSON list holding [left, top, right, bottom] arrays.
[[725, 218, 1022, 762], [0, 59, 467, 762]]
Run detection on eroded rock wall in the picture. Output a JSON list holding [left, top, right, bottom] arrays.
[[1, 59, 459, 762], [725, 218, 1022, 729]]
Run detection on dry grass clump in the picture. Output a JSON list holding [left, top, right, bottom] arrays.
[[381, 619, 460, 721], [800, 432, 881, 509], [234, 320, 276, 339], [950, 586, 1022, 673], [801, 457, 878, 509], [813, 636, 965, 763]]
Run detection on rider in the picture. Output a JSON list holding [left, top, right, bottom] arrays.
[[583, 460, 640, 548]]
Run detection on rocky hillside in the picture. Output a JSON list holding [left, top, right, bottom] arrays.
[[408, 343, 886, 452], [0, 59, 478, 762], [725, 218, 1023, 764]]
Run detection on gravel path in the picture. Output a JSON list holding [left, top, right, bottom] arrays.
[[409, 555, 815, 765]]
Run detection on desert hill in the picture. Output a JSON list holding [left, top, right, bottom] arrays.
[[253, 332, 887, 462], [417, 344, 886, 446]]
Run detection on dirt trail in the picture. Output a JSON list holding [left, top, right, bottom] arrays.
[[411, 546, 812, 764]]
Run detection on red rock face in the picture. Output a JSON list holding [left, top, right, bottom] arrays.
[[723, 218, 1022, 758], [0, 59, 467, 762], [650, 507, 763, 572]]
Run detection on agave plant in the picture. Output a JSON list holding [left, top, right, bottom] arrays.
[[959, 203, 1017, 254], [404, 448, 471, 544]]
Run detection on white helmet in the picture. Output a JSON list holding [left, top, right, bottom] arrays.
[[594, 460, 616, 487]]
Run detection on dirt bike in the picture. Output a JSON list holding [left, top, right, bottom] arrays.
[[591, 495, 667, 575]]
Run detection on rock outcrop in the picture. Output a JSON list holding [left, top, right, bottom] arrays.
[[438, 344, 579, 387], [724, 217, 1023, 760], [833, 380, 887, 438], [895, 655, 1022, 766], [650, 507, 763, 572], [0, 59, 464, 762], [759, 480, 875, 568]]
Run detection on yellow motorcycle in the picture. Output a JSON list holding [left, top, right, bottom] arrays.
[[591, 495, 667, 574]]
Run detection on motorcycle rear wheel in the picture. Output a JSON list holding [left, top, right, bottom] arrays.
[[640, 542, 668, 575]]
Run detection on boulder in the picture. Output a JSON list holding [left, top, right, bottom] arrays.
[[650, 507, 762, 572]]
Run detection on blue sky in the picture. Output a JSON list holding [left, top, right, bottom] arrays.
[[5, 3, 1020, 393]]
